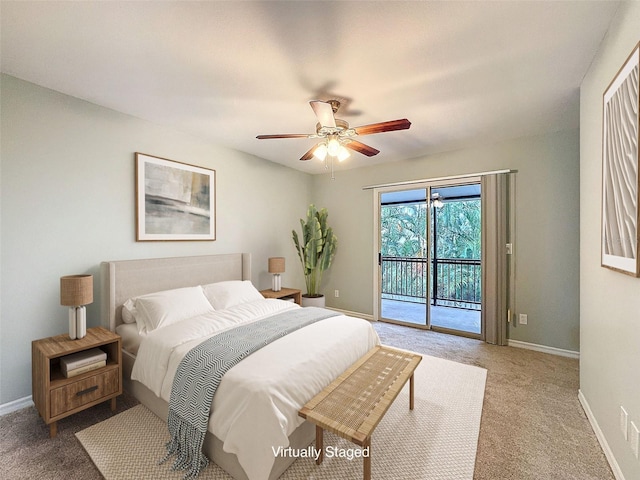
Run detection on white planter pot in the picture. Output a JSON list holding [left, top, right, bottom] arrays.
[[301, 295, 325, 308]]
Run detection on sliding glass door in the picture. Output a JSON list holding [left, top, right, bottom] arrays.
[[375, 180, 483, 339], [429, 184, 482, 336], [379, 187, 431, 328]]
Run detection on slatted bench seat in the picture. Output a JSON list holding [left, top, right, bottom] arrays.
[[299, 345, 422, 480]]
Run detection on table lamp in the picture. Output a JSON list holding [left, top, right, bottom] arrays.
[[268, 257, 285, 292], [60, 274, 93, 339]]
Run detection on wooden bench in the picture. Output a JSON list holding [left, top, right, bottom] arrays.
[[299, 345, 422, 480]]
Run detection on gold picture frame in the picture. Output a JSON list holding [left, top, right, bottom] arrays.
[[135, 153, 216, 241], [601, 42, 640, 276]]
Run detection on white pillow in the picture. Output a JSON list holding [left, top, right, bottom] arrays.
[[133, 286, 215, 334], [121, 298, 136, 324], [202, 280, 263, 310]]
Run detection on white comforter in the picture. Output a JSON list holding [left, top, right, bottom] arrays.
[[131, 299, 380, 480]]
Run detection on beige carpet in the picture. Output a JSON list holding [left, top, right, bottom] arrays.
[[76, 354, 486, 480]]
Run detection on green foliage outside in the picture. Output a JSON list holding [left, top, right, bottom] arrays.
[[381, 199, 481, 306], [381, 203, 428, 257], [381, 199, 481, 259], [432, 200, 481, 259]]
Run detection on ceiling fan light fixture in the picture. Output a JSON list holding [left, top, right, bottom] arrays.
[[327, 137, 340, 156], [256, 99, 411, 174], [313, 143, 328, 161], [337, 145, 350, 162], [431, 193, 444, 208]]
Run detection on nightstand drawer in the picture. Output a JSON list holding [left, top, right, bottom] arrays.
[[50, 368, 119, 417]]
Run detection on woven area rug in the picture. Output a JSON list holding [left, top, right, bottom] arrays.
[[76, 354, 486, 480]]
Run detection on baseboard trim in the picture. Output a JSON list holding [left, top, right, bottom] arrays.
[[578, 389, 625, 480], [326, 307, 374, 322], [330, 312, 580, 360], [328, 310, 579, 359], [508, 339, 579, 359], [0, 395, 33, 416]]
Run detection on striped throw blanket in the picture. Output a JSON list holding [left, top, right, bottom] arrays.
[[161, 306, 339, 479]]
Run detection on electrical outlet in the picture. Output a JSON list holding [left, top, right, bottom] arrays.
[[334, 290, 339, 298], [631, 421, 639, 459], [620, 406, 629, 440], [518, 313, 528, 325]]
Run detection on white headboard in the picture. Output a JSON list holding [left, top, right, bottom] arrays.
[[101, 253, 251, 332]]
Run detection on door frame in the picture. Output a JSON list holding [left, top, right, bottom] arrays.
[[373, 176, 483, 338]]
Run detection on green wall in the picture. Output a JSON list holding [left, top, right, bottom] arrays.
[[579, 2, 640, 479], [0, 72, 583, 408], [0, 75, 311, 405], [313, 129, 581, 352]]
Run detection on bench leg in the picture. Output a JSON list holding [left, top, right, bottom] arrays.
[[410, 373, 415, 410], [316, 425, 323, 465], [363, 437, 371, 480]]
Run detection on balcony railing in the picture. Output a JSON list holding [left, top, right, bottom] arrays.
[[381, 256, 481, 310]]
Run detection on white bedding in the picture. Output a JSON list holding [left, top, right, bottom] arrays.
[[131, 299, 380, 480], [115, 323, 142, 355]]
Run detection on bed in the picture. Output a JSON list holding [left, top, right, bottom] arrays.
[[100, 253, 379, 480]]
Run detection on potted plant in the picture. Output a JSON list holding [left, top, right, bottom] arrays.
[[292, 204, 337, 307]]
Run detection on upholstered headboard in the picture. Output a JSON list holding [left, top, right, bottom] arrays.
[[101, 253, 251, 332]]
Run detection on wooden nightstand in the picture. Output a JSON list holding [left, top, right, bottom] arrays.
[[260, 287, 302, 305], [32, 326, 122, 438]]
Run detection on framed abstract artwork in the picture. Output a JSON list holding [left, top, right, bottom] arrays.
[[135, 153, 216, 241], [601, 43, 640, 276]]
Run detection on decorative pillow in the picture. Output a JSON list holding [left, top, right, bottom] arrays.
[[202, 280, 263, 310], [133, 286, 215, 334], [121, 298, 136, 324]]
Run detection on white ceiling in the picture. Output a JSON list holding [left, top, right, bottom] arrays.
[[1, 1, 620, 174]]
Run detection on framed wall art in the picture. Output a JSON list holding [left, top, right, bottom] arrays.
[[135, 153, 216, 241], [601, 42, 640, 276]]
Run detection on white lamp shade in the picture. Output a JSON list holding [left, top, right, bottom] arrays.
[[337, 145, 350, 162], [327, 138, 340, 156], [313, 144, 328, 161]]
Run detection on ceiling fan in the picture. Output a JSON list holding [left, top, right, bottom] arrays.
[[256, 100, 411, 162]]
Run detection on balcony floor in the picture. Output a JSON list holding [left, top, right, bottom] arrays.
[[381, 299, 481, 334]]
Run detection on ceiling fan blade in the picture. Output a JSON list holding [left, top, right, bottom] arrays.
[[256, 134, 312, 139], [345, 140, 380, 157], [299, 145, 318, 161], [354, 119, 411, 136], [309, 101, 336, 128]]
